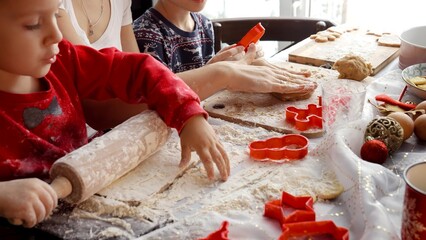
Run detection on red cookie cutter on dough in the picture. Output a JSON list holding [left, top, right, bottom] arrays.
[[249, 134, 309, 161], [237, 22, 265, 51], [264, 191, 315, 226], [285, 97, 323, 131], [279, 220, 349, 240]]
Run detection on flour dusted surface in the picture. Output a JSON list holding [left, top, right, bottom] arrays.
[[55, 118, 344, 239]]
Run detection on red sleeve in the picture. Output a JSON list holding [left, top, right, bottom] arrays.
[[53, 40, 207, 133]]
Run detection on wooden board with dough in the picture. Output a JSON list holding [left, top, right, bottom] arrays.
[[203, 62, 373, 138], [288, 29, 400, 75]]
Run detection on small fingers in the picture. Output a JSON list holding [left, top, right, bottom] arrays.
[[21, 211, 37, 228], [255, 43, 264, 59], [199, 144, 230, 181], [180, 145, 192, 168], [8, 218, 23, 226], [239, 43, 257, 64], [32, 199, 47, 225], [210, 46, 244, 64], [216, 143, 230, 179], [209, 147, 228, 181], [199, 150, 215, 180], [39, 183, 58, 220]]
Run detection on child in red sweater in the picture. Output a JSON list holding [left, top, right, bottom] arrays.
[[0, 0, 229, 228]]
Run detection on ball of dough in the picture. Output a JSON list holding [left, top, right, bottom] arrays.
[[333, 54, 373, 81]]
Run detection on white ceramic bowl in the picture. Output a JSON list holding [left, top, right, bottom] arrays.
[[399, 26, 426, 69], [399, 26, 426, 70], [401, 63, 426, 99]]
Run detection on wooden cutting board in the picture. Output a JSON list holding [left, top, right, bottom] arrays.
[[288, 29, 400, 75], [203, 62, 373, 138]]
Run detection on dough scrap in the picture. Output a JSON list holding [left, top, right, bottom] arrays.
[[310, 30, 341, 42], [333, 54, 373, 81], [377, 34, 401, 47], [310, 26, 358, 43], [271, 91, 313, 102], [328, 25, 358, 34]]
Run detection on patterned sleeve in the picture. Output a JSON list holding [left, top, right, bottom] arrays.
[[133, 13, 171, 69], [200, 14, 215, 57]]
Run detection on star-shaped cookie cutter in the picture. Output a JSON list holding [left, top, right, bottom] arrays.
[[285, 96, 323, 131], [249, 134, 309, 161], [264, 191, 315, 227], [279, 220, 349, 240]]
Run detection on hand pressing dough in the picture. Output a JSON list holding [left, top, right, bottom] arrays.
[[333, 54, 373, 81]]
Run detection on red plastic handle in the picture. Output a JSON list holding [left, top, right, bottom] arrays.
[[237, 22, 265, 50], [375, 94, 416, 110]]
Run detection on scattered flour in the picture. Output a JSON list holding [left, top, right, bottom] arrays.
[[60, 118, 343, 239]]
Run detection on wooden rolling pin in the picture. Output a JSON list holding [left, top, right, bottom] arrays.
[[10, 110, 170, 225], [50, 110, 171, 203]]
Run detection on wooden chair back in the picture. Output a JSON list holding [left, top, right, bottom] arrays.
[[212, 17, 335, 53]]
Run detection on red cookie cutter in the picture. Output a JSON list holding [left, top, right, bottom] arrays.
[[264, 191, 315, 227], [285, 96, 323, 131], [279, 220, 349, 240], [237, 22, 265, 51], [199, 221, 229, 240], [249, 134, 309, 160], [249, 134, 309, 161]]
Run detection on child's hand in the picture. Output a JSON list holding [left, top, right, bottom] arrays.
[[179, 115, 230, 181], [253, 43, 264, 59], [207, 44, 245, 64], [208, 43, 264, 64], [0, 178, 58, 228]]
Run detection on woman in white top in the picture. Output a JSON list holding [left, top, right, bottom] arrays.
[[58, 0, 143, 131], [58, 0, 139, 52]]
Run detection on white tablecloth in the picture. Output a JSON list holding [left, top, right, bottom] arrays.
[[136, 67, 425, 240]]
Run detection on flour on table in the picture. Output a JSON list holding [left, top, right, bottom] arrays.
[[97, 119, 343, 208], [61, 119, 343, 239], [95, 227, 134, 240]]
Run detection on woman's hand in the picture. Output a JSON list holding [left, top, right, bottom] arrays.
[[178, 43, 317, 101], [220, 44, 317, 95], [0, 178, 58, 228]]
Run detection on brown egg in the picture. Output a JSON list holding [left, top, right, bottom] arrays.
[[414, 100, 426, 120], [415, 100, 426, 111], [414, 114, 426, 141], [388, 112, 414, 140]]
